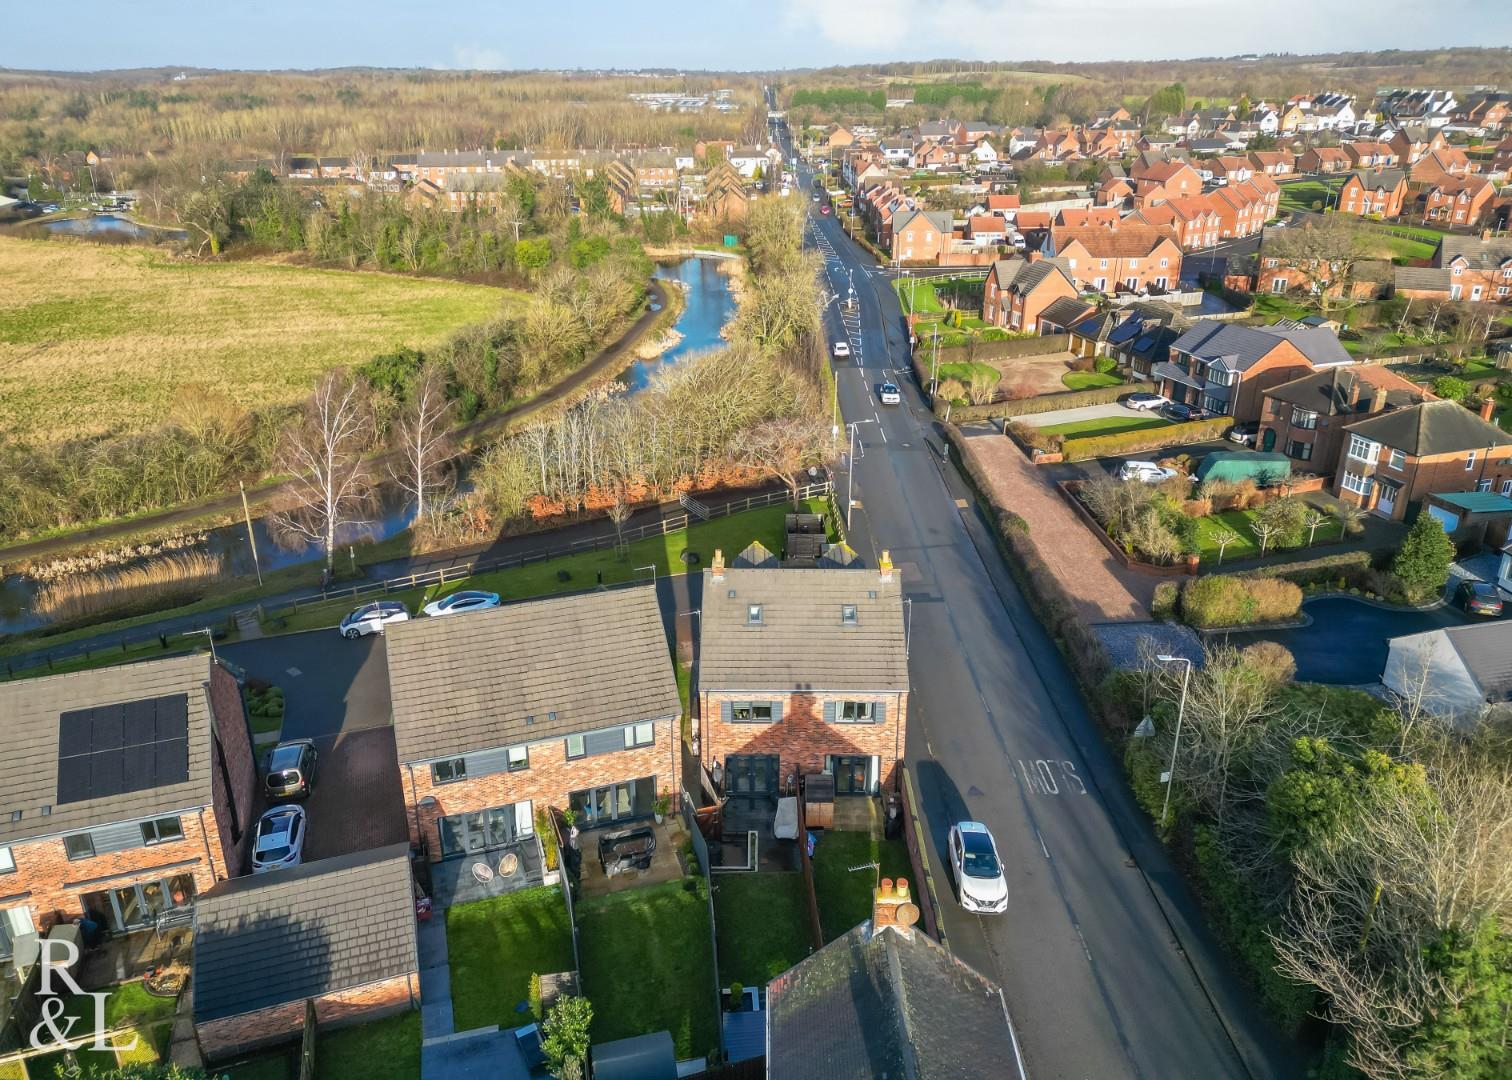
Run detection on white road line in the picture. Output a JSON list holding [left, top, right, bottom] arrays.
[[1035, 828, 1050, 860]]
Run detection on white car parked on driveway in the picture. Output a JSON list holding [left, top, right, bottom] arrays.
[[422, 590, 501, 618], [252, 805, 307, 874], [949, 821, 1008, 913], [338, 600, 410, 639]]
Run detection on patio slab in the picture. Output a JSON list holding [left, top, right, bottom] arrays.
[[430, 841, 544, 910], [421, 1025, 532, 1080], [578, 819, 688, 897]]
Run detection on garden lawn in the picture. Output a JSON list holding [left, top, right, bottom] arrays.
[[447, 887, 575, 1033], [314, 1011, 421, 1080], [1194, 511, 1264, 563], [811, 831, 911, 943], [894, 278, 943, 314], [578, 878, 718, 1059], [269, 498, 832, 634], [713, 873, 815, 987], [937, 361, 1000, 386], [1375, 235, 1436, 264], [1062, 371, 1122, 390], [1252, 293, 1315, 322], [1038, 414, 1171, 438], [1277, 178, 1340, 214], [0, 236, 515, 444], [220, 1054, 295, 1080]]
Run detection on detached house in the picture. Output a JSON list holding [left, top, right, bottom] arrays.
[[385, 586, 680, 898], [0, 654, 256, 951], [982, 255, 1079, 333], [1335, 400, 1512, 520], [1156, 320, 1353, 423], [697, 557, 908, 799], [1298, 147, 1350, 175], [1416, 175, 1496, 229], [1337, 170, 1408, 219], [1438, 232, 1512, 303], [1258, 365, 1430, 468], [1047, 222, 1183, 293]]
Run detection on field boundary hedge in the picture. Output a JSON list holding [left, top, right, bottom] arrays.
[[937, 379, 1156, 422], [1061, 416, 1232, 461]]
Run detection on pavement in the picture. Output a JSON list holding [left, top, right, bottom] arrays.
[[797, 142, 1303, 1080]]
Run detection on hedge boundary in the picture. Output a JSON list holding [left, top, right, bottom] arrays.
[[1061, 416, 1232, 461], [937, 379, 1157, 422]]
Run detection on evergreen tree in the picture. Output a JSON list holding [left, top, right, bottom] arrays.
[[1392, 512, 1455, 601]]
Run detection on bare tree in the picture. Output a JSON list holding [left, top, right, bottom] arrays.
[[1252, 521, 1278, 557], [733, 416, 831, 509], [1303, 510, 1331, 547], [388, 368, 457, 523], [1209, 525, 1242, 564], [1263, 216, 1376, 315], [271, 371, 377, 575]]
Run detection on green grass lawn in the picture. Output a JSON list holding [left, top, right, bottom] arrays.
[[712, 873, 815, 987], [1252, 293, 1316, 322], [447, 886, 575, 1033], [893, 278, 943, 314], [811, 831, 912, 943], [58, 980, 179, 1031], [1062, 370, 1122, 390], [936, 361, 1001, 385], [1278, 178, 1340, 214], [1376, 234, 1436, 264], [1038, 414, 1172, 439], [577, 878, 719, 1060], [314, 1010, 421, 1080], [221, 1050, 295, 1080], [1194, 508, 1345, 564], [268, 498, 832, 634]]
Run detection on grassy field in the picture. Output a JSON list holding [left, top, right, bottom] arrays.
[[1038, 414, 1171, 438], [447, 887, 576, 1033], [0, 236, 516, 442], [315, 1012, 421, 1080]]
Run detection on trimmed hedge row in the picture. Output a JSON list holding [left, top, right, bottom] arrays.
[[941, 380, 1157, 422], [1243, 549, 1374, 588], [1180, 574, 1303, 629], [1060, 416, 1233, 462], [932, 332, 1072, 365]]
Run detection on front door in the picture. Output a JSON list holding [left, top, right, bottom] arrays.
[[724, 755, 779, 796], [1376, 484, 1398, 518], [1261, 427, 1277, 452]]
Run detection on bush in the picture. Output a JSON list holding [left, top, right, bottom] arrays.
[[936, 377, 967, 403], [1238, 641, 1296, 687], [1005, 421, 1063, 454], [1061, 416, 1233, 462], [1181, 497, 1213, 518], [1180, 574, 1301, 628], [1152, 581, 1180, 620], [945, 379, 1158, 421], [1256, 496, 1308, 549], [1392, 513, 1455, 602], [1093, 355, 1118, 375], [1432, 375, 1470, 402], [1250, 549, 1373, 589]]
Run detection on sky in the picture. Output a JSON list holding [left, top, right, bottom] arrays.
[[4, 0, 1511, 72]]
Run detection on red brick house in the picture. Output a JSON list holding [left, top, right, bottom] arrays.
[[1047, 222, 1183, 292], [386, 585, 681, 881], [1248, 150, 1295, 177], [1437, 232, 1512, 304], [967, 215, 1008, 244], [1387, 126, 1446, 166], [0, 655, 256, 955], [1337, 170, 1408, 219], [1210, 155, 1256, 185], [1257, 365, 1431, 468], [982, 254, 1080, 332], [1157, 320, 1354, 422], [697, 558, 909, 799], [1097, 176, 1135, 206], [890, 209, 954, 265], [1336, 401, 1512, 521], [1493, 136, 1512, 175], [1134, 196, 1222, 251], [1409, 147, 1475, 183], [1298, 147, 1350, 175], [192, 846, 419, 1061], [1416, 175, 1496, 228], [1344, 141, 1399, 169], [1131, 161, 1203, 207]]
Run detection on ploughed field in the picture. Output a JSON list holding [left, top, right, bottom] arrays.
[[0, 235, 515, 442]]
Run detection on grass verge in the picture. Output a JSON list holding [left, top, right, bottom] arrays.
[[712, 873, 814, 986], [577, 877, 718, 1060], [447, 886, 575, 1033]]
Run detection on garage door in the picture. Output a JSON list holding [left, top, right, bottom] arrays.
[[1427, 505, 1460, 532]]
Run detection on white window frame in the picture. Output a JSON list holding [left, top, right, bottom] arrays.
[[838, 701, 876, 724], [1347, 434, 1378, 463], [0, 847, 12, 874], [1341, 471, 1374, 497], [625, 721, 656, 748], [1387, 449, 1406, 471], [506, 745, 530, 773]]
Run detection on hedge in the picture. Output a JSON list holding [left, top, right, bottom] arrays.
[[1180, 574, 1302, 628], [932, 332, 1072, 365], [1061, 416, 1233, 462], [940, 380, 1157, 422], [1244, 550, 1374, 588]]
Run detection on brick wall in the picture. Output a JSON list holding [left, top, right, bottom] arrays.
[[197, 973, 418, 1061], [698, 690, 908, 793], [208, 663, 257, 879], [404, 723, 679, 859]]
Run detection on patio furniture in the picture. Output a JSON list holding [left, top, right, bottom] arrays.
[[773, 797, 799, 840], [598, 825, 657, 877], [471, 861, 496, 884], [499, 853, 519, 877]]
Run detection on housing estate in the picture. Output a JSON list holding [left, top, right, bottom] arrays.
[[697, 556, 908, 799]]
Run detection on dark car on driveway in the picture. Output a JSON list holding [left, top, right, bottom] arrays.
[[265, 739, 319, 800], [1455, 580, 1505, 618], [1163, 401, 1201, 422]]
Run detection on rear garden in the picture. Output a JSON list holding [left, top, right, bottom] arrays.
[[446, 886, 576, 1033]]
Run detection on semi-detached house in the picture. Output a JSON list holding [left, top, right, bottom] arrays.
[[697, 557, 908, 799], [0, 654, 256, 959], [386, 585, 680, 890]]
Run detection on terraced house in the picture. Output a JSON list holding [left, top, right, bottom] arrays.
[[697, 556, 908, 799], [0, 654, 256, 952], [385, 585, 680, 901]]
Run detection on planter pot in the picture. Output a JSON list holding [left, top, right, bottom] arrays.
[[654, 812, 665, 825], [1185, 554, 1200, 574], [542, 870, 561, 887]]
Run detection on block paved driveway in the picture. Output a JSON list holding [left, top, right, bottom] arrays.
[[222, 630, 408, 863]]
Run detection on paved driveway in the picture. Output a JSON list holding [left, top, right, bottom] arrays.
[[222, 631, 406, 862], [1223, 596, 1478, 684], [1014, 402, 1152, 429]]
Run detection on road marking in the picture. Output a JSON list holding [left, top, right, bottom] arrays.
[[1035, 827, 1050, 860], [1015, 758, 1087, 796], [285, 667, 303, 677]]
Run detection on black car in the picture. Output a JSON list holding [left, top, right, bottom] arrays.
[[1163, 401, 1201, 422], [1454, 580, 1504, 618], [264, 739, 318, 800]]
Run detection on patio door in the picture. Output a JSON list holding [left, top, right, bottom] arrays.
[[82, 874, 196, 933], [570, 777, 656, 827], [724, 755, 779, 796], [828, 755, 879, 795]]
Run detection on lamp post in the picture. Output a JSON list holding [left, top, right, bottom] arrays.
[[1155, 654, 1193, 829]]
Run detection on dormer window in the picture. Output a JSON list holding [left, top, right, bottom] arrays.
[[747, 604, 763, 625], [841, 605, 858, 625]]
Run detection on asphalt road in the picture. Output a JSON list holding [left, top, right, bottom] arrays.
[[794, 143, 1298, 1078]]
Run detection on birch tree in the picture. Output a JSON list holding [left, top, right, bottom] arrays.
[[389, 367, 457, 522], [270, 370, 377, 574]]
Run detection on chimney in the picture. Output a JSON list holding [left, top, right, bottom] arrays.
[[1367, 387, 1388, 414], [711, 549, 725, 582], [1026, 250, 1042, 264], [871, 877, 919, 938], [1480, 398, 1496, 423], [879, 550, 894, 583]]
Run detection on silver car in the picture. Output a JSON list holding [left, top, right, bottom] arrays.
[[252, 805, 307, 874], [338, 600, 410, 639]]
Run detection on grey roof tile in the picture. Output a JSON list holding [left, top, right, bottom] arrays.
[[0, 654, 219, 845], [191, 845, 417, 1022], [1344, 400, 1512, 456], [1170, 319, 1351, 371], [698, 567, 907, 693], [1445, 622, 1512, 701], [386, 585, 679, 763]]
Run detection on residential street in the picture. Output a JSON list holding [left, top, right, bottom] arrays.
[[798, 154, 1300, 1078]]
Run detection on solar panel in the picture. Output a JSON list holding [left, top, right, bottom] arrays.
[[55, 693, 192, 805]]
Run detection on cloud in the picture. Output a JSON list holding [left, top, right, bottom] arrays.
[[449, 44, 509, 71]]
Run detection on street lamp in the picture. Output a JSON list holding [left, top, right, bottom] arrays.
[[1155, 654, 1193, 829]]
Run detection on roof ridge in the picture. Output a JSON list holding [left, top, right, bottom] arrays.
[[883, 931, 922, 1080]]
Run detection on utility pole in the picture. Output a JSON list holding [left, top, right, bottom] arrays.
[[1156, 655, 1194, 829], [240, 481, 263, 588]]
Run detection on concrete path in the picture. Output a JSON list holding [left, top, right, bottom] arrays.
[[418, 917, 455, 1041], [421, 1027, 531, 1080]]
